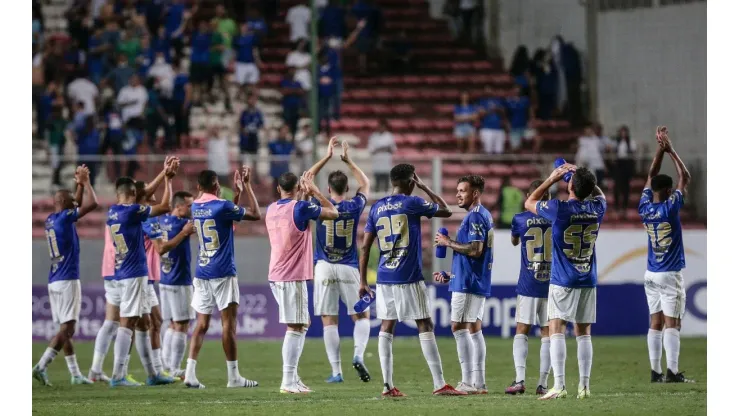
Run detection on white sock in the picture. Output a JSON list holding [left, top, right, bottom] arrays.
[[282, 331, 303, 387], [134, 330, 156, 377], [152, 348, 163, 375], [122, 354, 131, 376], [664, 328, 680, 373], [378, 332, 394, 389], [295, 330, 307, 383], [185, 358, 198, 383], [453, 329, 473, 385], [576, 335, 593, 388], [65, 354, 82, 377], [323, 325, 342, 376], [539, 337, 551, 387], [91, 320, 119, 373], [551, 333, 566, 390], [162, 328, 174, 372], [471, 330, 486, 388], [170, 331, 187, 371], [353, 318, 370, 361], [513, 334, 528, 383], [226, 360, 240, 382], [647, 329, 663, 373], [112, 328, 133, 379], [419, 332, 446, 390], [37, 347, 58, 371]]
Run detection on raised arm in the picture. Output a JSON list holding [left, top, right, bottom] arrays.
[[343, 19, 366, 49], [76, 165, 99, 219], [144, 156, 177, 198], [411, 172, 452, 218], [308, 136, 338, 177], [74, 166, 84, 206], [435, 231, 484, 257], [525, 164, 575, 215], [154, 221, 194, 255], [240, 166, 261, 220], [150, 162, 177, 217], [358, 231, 376, 298], [301, 171, 339, 220], [659, 129, 691, 194], [340, 140, 370, 196], [645, 126, 667, 189]]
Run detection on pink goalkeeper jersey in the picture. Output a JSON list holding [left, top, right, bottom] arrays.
[[144, 236, 161, 282], [266, 199, 313, 282], [102, 226, 116, 279]]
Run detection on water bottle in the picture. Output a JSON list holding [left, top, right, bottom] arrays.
[[554, 158, 574, 183], [354, 293, 375, 313], [435, 227, 448, 258], [439, 271, 450, 283]]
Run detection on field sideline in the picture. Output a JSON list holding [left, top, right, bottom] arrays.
[[32, 336, 706, 415]]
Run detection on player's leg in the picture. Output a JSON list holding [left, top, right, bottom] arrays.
[[341, 264, 371, 382], [149, 304, 165, 375], [61, 323, 91, 384], [314, 261, 343, 381], [321, 315, 343, 381], [134, 313, 159, 380], [661, 272, 693, 383], [539, 285, 572, 400], [185, 278, 215, 388], [169, 285, 195, 378], [273, 280, 309, 393], [450, 292, 476, 392], [469, 317, 487, 393], [215, 276, 257, 388], [375, 284, 403, 396], [89, 280, 121, 382], [160, 287, 174, 373], [538, 324, 551, 393], [507, 295, 534, 394], [574, 287, 597, 398], [645, 271, 666, 381]]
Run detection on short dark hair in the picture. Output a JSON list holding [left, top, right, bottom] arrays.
[[651, 174, 673, 193], [390, 163, 415, 183], [134, 180, 147, 202], [198, 170, 219, 193], [572, 167, 596, 200], [328, 171, 348, 195], [458, 175, 485, 192], [115, 177, 136, 195], [172, 191, 193, 207], [278, 172, 299, 192], [528, 179, 544, 194]]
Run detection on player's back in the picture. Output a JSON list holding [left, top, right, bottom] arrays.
[[192, 195, 246, 279], [511, 211, 552, 297], [638, 189, 685, 272], [536, 197, 606, 288], [107, 204, 151, 279], [450, 204, 494, 296], [366, 194, 439, 284], [159, 214, 192, 285], [314, 193, 367, 267], [45, 208, 80, 282]]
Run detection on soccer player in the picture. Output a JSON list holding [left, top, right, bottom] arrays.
[[184, 168, 261, 389], [307, 138, 372, 383], [505, 180, 553, 395], [359, 164, 465, 397], [433, 175, 494, 395], [33, 166, 99, 386], [639, 127, 694, 383], [159, 191, 196, 378], [265, 171, 339, 393], [524, 163, 605, 400], [106, 166, 177, 387]]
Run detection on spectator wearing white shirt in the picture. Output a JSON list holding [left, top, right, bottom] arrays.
[[116, 74, 148, 134], [285, 39, 312, 90], [575, 124, 606, 189], [147, 51, 175, 98], [207, 123, 232, 186], [612, 126, 636, 219], [67, 75, 99, 115], [286, 1, 311, 43], [367, 120, 396, 193]]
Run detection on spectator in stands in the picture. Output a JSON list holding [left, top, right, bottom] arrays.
[[171, 59, 192, 149], [550, 35, 583, 126], [281, 67, 305, 137], [239, 94, 265, 183], [117, 74, 148, 127], [63, 39, 85, 84], [509, 45, 532, 96], [294, 120, 315, 173], [148, 51, 175, 99], [152, 26, 172, 63], [117, 28, 141, 67], [46, 108, 67, 190], [575, 123, 607, 189], [65, 1, 90, 51], [612, 126, 636, 219], [458, 0, 481, 45], [190, 20, 213, 105], [320, 0, 347, 41], [317, 52, 337, 135], [506, 84, 535, 152], [247, 7, 268, 41], [136, 36, 154, 78], [107, 53, 136, 94], [367, 119, 396, 193], [145, 77, 171, 152], [453, 91, 477, 153], [478, 85, 506, 154], [269, 125, 295, 196], [68, 101, 88, 140], [207, 122, 231, 186], [496, 175, 523, 230], [165, 0, 188, 62], [209, 19, 231, 112], [532, 49, 558, 120], [33, 48, 48, 139], [215, 4, 237, 66], [99, 101, 126, 178], [321, 20, 366, 122], [286, 39, 312, 90], [77, 116, 102, 186], [87, 24, 109, 84], [287, 1, 311, 43], [67, 74, 99, 116], [352, 0, 383, 75], [233, 23, 264, 88], [145, 0, 166, 35]]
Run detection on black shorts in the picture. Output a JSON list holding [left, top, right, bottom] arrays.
[[190, 62, 211, 84], [210, 63, 226, 76]]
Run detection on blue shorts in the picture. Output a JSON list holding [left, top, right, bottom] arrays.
[[454, 124, 475, 139]]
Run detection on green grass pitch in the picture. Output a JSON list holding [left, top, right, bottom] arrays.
[[32, 336, 706, 415]]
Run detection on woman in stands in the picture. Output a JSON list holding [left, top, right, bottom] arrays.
[[509, 46, 532, 97], [453, 91, 478, 153]]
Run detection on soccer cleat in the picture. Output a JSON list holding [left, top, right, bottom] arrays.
[[538, 387, 567, 400], [184, 381, 206, 389], [505, 380, 526, 395], [577, 386, 591, 399], [296, 378, 313, 393], [227, 377, 259, 388], [325, 374, 344, 383], [455, 382, 479, 394], [352, 357, 371, 382], [474, 384, 489, 394], [71, 375, 94, 385], [651, 370, 665, 383], [125, 374, 143, 386], [172, 369, 186, 381], [536, 385, 548, 395], [382, 384, 407, 398], [665, 369, 695, 383], [433, 384, 468, 396], [110, 377, 141, 387], [32, 365, 52, 386], [87, 371, 111, 383], [146, 373, 176, 386], [279, 384, 305, 394]]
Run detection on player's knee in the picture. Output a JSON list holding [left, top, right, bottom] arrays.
[[515, 323, 532, 335], [61, 322, 76, 339], [417, 318, 434, 333], [137, 316, 152, 331], [174, 321, 189, 332], [450, 321, 466, 332]]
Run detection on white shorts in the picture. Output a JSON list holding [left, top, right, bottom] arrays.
[[104, 279, 121, 306], [450, 292, 485, 323], [479, 128, 506, 154], [142, 283, 159, 314], [270, 281, 310, 325], [547, 285, 596, 324], [48, 280, 81, 324], [644, 270, 686, 319], [160, 284, 196, 322], [516, 295, 549, 326], [119, 277, 148, 318], [313, 261, 362, 316], [376, 281, 431, 321], [192, 277, 240, 315], [235, 62, 260, 85]]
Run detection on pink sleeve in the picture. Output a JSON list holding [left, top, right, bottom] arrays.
[[145, 237, 161, 281], [101, 229, 116, 278]]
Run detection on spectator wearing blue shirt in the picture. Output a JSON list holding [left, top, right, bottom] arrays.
[[453, 91, 478, 153], [232, 24, 264, 87], [478, 86, 507, 154], [87, 25, 108, 84], [136, 36, 154, 79], [533, 50, 558, 120], [239, 94, 264, 182], [77, 117, 101, 186], [247, 7, 268, 41], [506, 84, 535, 151], [145, 77, 172, 152], [280, 67, 304, 137], [165, 0, 188, 62], [99, 102, 127, 178], [152, 26, 172, 63], [317, 53, 336, 135], [352, 0, 383, 75], [268, 126, 295, 196], [190, 20, 213, 102], [509, 45, 532, 97], [320, 0, 346, 40], [106, 54, 136, 94], [321, 21, 365, 122], [171, 60, 192, 149]]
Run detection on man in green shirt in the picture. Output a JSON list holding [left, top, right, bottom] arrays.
[[210, 19, 231, 111], [117, 28, 141, 66], [215, 4, 237, 66], [497, 175, 524, 229]]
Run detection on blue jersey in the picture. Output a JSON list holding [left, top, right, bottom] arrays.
[[192, 198, 246, 279], [365, 194, 439, 284], [449, 205, 494, 297], [314, 193, 367, 267], [107, 204, 152, 280], [478, 97, 503, 129], [45, 208, 80, 282], [158, 214, 192, 285], [536, 197, 606, 288], [511, 211, 552, 298], [638, 189, 685, 272]]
